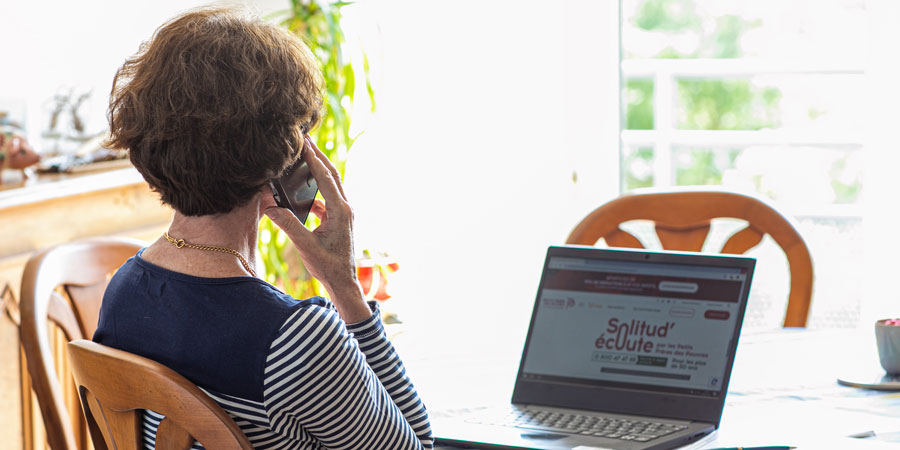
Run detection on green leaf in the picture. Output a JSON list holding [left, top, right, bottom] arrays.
[[343, 64, 355, 101], [363, 53, 376, 111]]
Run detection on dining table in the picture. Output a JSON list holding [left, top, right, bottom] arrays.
[[388, 323, 900, 449]]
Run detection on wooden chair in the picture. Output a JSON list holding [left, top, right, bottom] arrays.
[[19, 237, 143, 450], [67, 339, 253, 450], [566, 189, 813, 327]]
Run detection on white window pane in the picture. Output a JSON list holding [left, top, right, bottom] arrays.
[[622, 146, 655, 191], [676, 75, 866, 133]]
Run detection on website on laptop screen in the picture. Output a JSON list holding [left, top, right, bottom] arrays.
[[521, 256, 748, 397]]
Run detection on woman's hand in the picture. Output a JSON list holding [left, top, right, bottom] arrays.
[[264, 136, 370, 323]]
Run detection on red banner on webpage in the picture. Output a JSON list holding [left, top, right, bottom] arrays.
[[542, 269, 743, 303]]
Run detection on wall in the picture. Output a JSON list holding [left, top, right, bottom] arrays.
[[342, 0, 620, 349], [1, 0, 621, 358], [864, 0, 900, 324], [0, 0, 284, 143]]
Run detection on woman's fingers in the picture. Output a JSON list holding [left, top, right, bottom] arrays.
[[302, 138, 344, 207], [305, 136, 347, 201]]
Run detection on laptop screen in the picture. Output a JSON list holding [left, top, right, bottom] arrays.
[[519, 250, 750, 398]]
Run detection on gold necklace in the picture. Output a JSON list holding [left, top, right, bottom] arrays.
[[163, 232, 257, 277]]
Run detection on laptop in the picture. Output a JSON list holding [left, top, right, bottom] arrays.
[[434, 245, 755, 450]]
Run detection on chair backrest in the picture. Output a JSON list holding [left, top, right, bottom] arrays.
[[67, 340, 253, 450], [19, 237, 143, 450], [566, 189, 813, 327]]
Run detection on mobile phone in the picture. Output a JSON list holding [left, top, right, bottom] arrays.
[[269, 152, 318, 224]]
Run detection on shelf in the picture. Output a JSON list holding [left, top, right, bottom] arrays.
[[0, 164, 172, 259]]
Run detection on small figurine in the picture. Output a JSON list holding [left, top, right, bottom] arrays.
[[1, 111, 41, 179], [0, 132, 40, 178], [70, 91, 91, 134]]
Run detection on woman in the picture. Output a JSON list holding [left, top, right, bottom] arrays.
[[93, 7, 432, 449]]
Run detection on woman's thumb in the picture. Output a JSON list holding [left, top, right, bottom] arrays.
[[264, 207, 312, 244]]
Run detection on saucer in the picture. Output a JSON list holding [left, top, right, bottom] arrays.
[[837, 372, 900, 390]]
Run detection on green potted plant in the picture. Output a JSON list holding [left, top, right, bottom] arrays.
[[259, 0, 376, 299]]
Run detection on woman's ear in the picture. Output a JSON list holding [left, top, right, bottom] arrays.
[[259, 184, 278, 217]]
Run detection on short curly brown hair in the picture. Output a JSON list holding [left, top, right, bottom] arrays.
[[105, 7, 323, 216]]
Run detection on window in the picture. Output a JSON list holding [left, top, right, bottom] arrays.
[[620, 0, 866, 329]]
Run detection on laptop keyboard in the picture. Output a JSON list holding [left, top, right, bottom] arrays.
[[466, 408, 688, 443]]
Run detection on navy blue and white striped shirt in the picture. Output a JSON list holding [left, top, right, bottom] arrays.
[[94, 250, 433, 449]]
